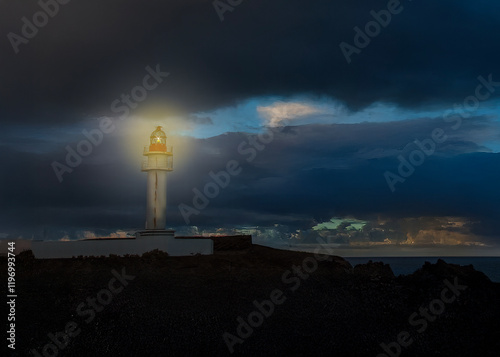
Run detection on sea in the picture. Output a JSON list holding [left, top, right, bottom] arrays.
[[343, 257, 500, 283]]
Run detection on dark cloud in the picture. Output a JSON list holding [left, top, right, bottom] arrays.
[[1, 1, 500, 246], [1, 117, 499, 240], [2, 0, 500, 124]]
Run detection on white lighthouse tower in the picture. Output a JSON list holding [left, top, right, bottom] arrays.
[[31, 126, 215, 258], [141, 126, 173, 230]]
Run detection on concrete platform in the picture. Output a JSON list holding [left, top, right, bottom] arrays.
[[31, 231, 213, 259]]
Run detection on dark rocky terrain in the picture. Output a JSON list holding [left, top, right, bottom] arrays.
[[3, 244, 500, 357]]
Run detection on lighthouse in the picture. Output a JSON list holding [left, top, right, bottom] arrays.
[[31, 125, 215, 257], [141, 126, 173, 230]]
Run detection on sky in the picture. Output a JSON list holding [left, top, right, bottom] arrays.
[[1, 0, 500, 255]]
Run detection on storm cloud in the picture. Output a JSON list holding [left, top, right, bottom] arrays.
[[2, 0, 500, 122], [1, 0, 500, 249]]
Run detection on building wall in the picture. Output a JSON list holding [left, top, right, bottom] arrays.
[[31, 236, 213, 259], [176, 235, 253, 251]]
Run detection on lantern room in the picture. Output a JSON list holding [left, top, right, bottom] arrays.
[[142, 126, 173, 172], [149, 126, 167, 152]]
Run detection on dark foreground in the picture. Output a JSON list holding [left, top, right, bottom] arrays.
[[3, 245, 500, 357]]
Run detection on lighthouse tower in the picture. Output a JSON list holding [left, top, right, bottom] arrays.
[[141, 126, 173, 230], [31, 125, 214, 257]]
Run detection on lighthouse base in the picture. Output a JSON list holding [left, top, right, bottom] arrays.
[[135, 230, 175, 238], [31, 231, 213, 259]]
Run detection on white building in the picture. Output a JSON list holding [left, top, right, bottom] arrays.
[[32, 126, 213, 258]]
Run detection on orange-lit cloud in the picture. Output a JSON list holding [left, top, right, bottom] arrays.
[[257, 102, 323, 127]]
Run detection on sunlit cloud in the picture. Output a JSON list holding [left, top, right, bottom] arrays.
[[403, 229, 485, 246], [75, 230, 134, 240], [109, 230, 130, 238], [273, 216, 489, 249], [257, 101, 324, 127], [80, 231, 97, 239]]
